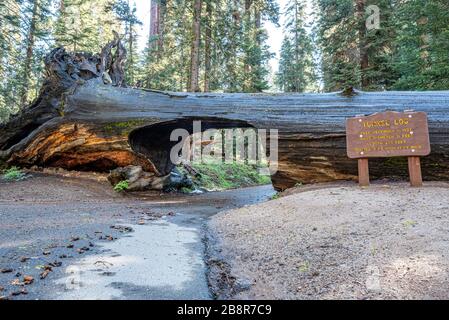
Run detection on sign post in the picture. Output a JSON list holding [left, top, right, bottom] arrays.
[[408, 156, 423, 187], [346, 111, 430, 187], [357, 158, 370, 187]]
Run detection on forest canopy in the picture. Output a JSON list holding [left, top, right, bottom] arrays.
[[1, 0, 449, 123]]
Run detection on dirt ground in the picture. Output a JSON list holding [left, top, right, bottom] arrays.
[[208, 182, 449, 300]]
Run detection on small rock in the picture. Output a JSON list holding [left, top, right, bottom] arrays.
[[66, 244, 74, 249], [20, 257, 30, 263], [42, 251, 51, 255]]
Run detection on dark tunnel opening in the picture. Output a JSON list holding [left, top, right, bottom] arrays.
[[128, 117, 258, 176]]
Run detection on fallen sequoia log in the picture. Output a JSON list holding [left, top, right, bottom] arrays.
[[1, 37, 449, 191]]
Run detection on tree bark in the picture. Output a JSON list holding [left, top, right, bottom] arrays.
[[149, 0, 166, 55], [356, 0, 369, 89], [1, 43, 449, 191], [243, 0, 252, 80], [189, 0, 202, 92], [128, 21, 134, 84], [20, 0, 39, 107], [294, 0, 300, 91], [149, 0, 160, 51], [203, 0, 212, 92]]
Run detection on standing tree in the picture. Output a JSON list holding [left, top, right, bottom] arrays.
[[188, 0, 202, 92], [1, 0, 53, 119], [315, 0, 397, 91], [203, 0, 213, 92], [315, 0, 360, 91], [20, 0, 39, 107], [392, 0, 449, 90], [55, 0, 121, 53], [107, 0, 142, 86], [0, 0, 22, 121], [276, 0, 316, 92]]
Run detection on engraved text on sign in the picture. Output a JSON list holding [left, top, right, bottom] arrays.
[[346, 111, 431, 159]]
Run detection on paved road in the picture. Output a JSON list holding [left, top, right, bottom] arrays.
[[0, 173, 274, 300]]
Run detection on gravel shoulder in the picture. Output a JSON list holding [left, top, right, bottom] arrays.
[[208, 182, 449, 300]]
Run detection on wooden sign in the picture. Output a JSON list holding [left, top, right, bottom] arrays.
[[346, 111, 431, 187]]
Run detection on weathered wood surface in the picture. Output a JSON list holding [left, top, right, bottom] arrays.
[[1, 41, 449, 190]]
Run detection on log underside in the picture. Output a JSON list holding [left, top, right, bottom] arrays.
[[1, 43, 449, 191]]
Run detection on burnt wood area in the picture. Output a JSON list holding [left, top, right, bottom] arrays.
[[1, 37, 449, 191]]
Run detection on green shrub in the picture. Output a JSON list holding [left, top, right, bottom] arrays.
[[270, 192, 280, 200], [2, 167, 26, 181], [114, 180, 129, 192], [180, 161, 272, 191], [180, 187, 194, 194]]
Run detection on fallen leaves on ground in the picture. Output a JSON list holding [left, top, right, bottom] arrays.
[[48, 261, 62, 267], [23, 276, 34, 285], [11, 288, 28, 296], [40, 266, 53, 279], [0, 268, 13, 273], [110, 225, 134, 233]]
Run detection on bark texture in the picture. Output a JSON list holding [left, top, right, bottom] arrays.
[[1, 39, 449, 191], [189, 0, 202, 92]]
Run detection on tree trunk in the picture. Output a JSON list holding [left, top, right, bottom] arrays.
[[0, 4, 5, 80], [150, 0, 166, 55], [228, 0, 241, 92], [356, 0, 369, 89], [1, 42, 449, 191], [20, 0, 39, 107], [149, 0, 160, 51], [243, 0, 252, 81], [128, 22, 134, 84], [294, 0, 300, 91], [203, 0, 212, 92], [189, 0, 202, 92]]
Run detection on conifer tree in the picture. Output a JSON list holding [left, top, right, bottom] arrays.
[[276, 0, 316, 92]]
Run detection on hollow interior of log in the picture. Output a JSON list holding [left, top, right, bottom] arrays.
[[129, 117, 255, 176]]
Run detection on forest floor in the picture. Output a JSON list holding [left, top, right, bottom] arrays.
[[208, 181, 449, 300], [0, 171, 274, 300]]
